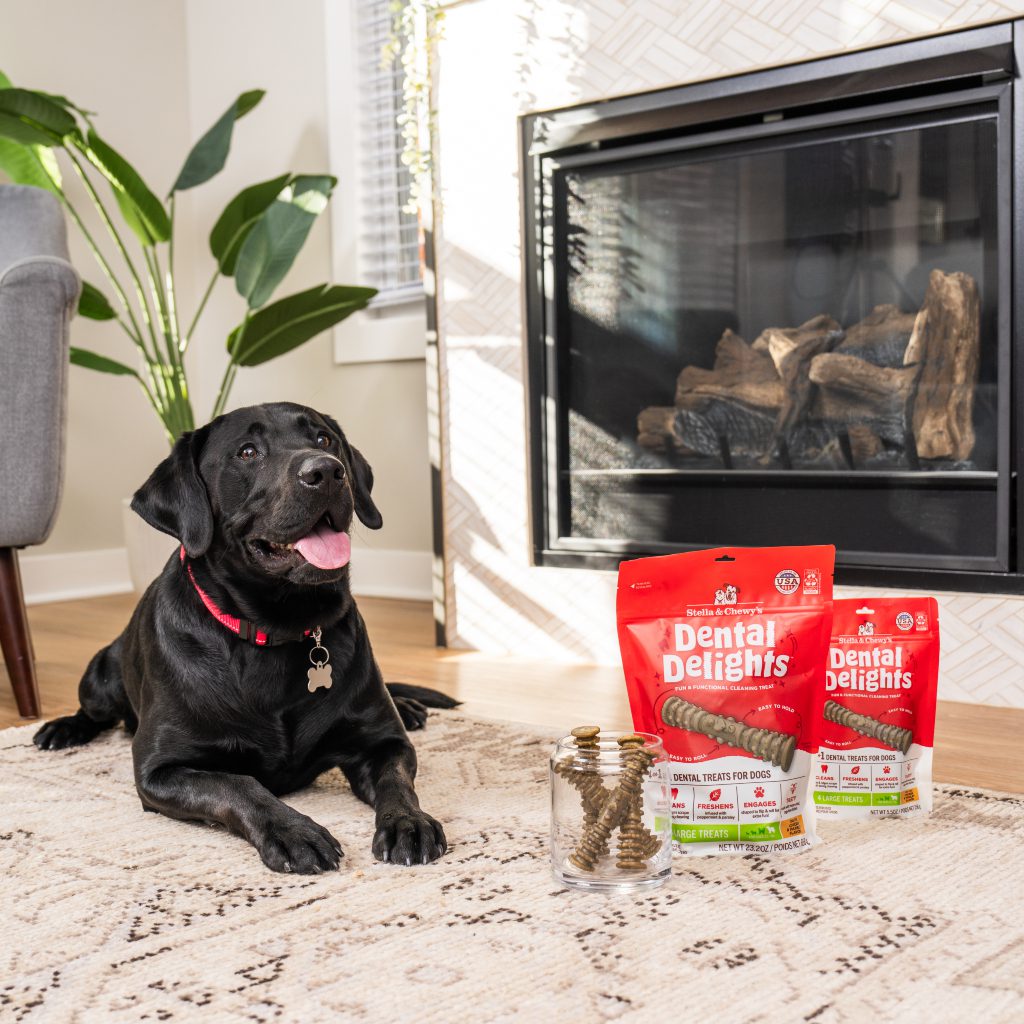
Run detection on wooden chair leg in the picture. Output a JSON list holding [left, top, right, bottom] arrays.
[[0, 547, 40, 718]]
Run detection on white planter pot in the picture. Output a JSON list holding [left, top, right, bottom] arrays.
[[121, 497, 178, 593]]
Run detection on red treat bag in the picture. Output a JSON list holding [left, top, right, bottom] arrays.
[[815, 598, 940, 820], [617, 545, 835, 856]]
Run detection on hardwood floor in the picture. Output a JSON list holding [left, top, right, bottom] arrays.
[[4, 592, 1022, 793]]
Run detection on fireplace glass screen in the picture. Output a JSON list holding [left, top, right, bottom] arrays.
[[549, 108, 1005, 571]]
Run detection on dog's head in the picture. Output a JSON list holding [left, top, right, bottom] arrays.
[[131, 402, 382, 586]]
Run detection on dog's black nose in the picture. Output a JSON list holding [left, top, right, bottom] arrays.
[[298, 455, 345, 489]]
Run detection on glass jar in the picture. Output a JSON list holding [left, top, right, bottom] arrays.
[[550, 730, 671, 893]]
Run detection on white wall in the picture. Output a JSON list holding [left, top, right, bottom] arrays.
[[181, 0, 433, 576], [6, 0, 433, 600], [1, 0, 191, 560]]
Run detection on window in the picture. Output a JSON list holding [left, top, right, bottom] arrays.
[[356, 0, 423, 304]]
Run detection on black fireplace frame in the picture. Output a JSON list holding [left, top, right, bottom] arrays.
[[520, 21, 1024, 593]]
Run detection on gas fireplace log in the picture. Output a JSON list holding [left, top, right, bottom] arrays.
[[847, 424, 884, 463], [637, 406, 694, 453], [808, 353, 918, 423], [675, 401, 776, 459], [834, 303, 916, 368], [757, 315, 844, 457], [674, 329, 783, 412], [903, 269, 981, 461]]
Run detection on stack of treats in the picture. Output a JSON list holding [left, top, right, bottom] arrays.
[[554, 726, 662, 873]]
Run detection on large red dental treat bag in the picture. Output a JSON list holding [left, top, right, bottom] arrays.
[[815, 597, 940, 819], [617, 546, 835, 856]]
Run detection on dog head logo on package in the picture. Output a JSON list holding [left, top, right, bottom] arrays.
[[815, 598, 939, 819], [617, 545, 835, 856]]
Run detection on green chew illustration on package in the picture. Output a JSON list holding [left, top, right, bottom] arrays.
[[815, 598, 940, 818], [617, 545, 835, 856]]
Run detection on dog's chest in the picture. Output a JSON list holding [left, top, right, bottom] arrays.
[[217, 647, 342, 789]]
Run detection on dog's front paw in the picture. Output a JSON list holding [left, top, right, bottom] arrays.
[[33, 713, 105, 750], [392, 695, 428, 731], [257, 813, 343, 874], [373, 810, 447, 866]]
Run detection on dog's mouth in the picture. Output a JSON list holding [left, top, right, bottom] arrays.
[[250, 512, 351, 571]]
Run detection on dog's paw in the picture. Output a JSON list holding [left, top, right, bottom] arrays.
[[393, 695, 429, 731], [373, 811, 447, 866], [33, 713, 105, 750], [257, 813, 343, 874]]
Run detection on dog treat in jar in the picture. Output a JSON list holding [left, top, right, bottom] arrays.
[[550, 728, 671, 892]]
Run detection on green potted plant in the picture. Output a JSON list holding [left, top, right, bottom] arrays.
[[0, 74, 376, 585]]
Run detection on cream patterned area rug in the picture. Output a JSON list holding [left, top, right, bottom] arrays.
[[2, 712, 1022, 1023]]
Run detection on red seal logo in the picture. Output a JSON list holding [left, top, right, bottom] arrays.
[[775, 570, 800, 595]]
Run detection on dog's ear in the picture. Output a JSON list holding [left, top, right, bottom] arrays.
[[345, 442, 383, 530], [323, 414, 383, 530], [131, 426, 214, 557]]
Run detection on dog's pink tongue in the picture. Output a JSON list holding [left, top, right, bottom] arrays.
[[293, 521, 351, 570]]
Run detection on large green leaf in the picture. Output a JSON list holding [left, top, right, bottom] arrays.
[[77, 281, 116, 320], [69, 347, 138, 376], [79, 129, 170, 245], [233, 176, 336, 309], [0, 88, 75, 144], [226, 282, 376, 366], [0, 136, 60, 192], [171, 88, 265, 193], [209, 172, 291, 275], [0, 74, 62, 192], [38, 91, 94, 120], [0, 111, 58, 146]]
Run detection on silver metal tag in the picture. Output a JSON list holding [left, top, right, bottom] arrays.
[[306, 626, 332, 692]]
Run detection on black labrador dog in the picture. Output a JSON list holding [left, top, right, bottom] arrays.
[[34, 402, 454, 873]]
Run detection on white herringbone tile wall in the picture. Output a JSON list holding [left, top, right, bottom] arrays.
[[433, 0, 1024, 706]]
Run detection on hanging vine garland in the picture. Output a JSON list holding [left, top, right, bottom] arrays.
[[383, 0, 445, 216]]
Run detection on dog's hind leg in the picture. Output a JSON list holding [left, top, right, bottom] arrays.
[[385, 682, 460, 731], [34, 636, 130, 750]]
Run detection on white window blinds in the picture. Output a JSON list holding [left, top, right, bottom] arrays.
[[357, 0, 422, 303]]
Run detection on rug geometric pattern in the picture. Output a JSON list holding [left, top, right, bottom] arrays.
[[3, 714, 1023, 1021], [433, 0, 1024, 706]]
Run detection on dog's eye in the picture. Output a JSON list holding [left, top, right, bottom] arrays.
[[238, 444, 259, 461], [315, 432, 332, 450]]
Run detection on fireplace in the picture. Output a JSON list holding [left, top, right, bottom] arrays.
[[520, 24, 1022, 591]]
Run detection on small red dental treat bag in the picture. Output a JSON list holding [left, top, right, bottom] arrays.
[[617, 545, 835, 856], [815, 597, 940, 819]]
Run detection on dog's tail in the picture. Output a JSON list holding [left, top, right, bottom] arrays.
[[385, 682, 461, 709]]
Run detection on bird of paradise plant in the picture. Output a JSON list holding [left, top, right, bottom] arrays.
[[0, 73, 376, 444]]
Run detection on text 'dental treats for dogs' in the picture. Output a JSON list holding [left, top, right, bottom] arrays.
[[815, 598, 939, 819], [617, 545, 835, 856]]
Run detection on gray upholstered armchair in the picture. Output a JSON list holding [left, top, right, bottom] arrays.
[[0, 184, 80, 718]]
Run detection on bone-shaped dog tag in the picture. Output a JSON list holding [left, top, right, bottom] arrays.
[[306, 626, 332, 692], [307, 663, 333, 692]]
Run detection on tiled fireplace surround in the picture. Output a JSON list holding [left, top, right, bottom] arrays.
[[432, 0, 1024, 708]]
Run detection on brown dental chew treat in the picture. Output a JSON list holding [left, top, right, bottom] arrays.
[[569, 739, 654, 872], [555, 725, 609, 827], [614, 736, 647, 869], [616, 737, 663, 862], [661, 695, 797, 772], [823, 700, 913, 755]]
